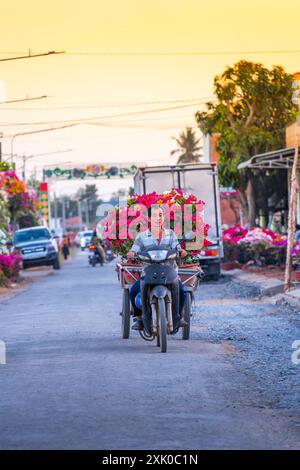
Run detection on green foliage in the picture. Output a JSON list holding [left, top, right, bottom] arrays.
[[196, 61, 298, 190], [236, 242, 286, 266], [0, 269, 6, 286], [223, 241, 238, 262]]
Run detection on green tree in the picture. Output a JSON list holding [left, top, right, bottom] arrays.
[[171, 127, 202, 164], [109, 188, 130, 205], [76, 184, 101, 224], [196, 61, 298, 226]]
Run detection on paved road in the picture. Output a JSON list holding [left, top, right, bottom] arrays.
[[0, 252, 299, 449]]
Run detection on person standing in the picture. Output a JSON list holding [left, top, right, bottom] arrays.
[[62, 234, 70, 260]]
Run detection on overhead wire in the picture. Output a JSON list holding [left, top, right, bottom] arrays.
[[1, 49, 300, 57], [0, 101, 206, 127]]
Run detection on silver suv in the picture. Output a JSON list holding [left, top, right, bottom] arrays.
[[13, 226, 60, 270]]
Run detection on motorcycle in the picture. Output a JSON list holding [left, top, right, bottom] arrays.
[[88, 244, 104, 267], [135, 245, 182, 353], [105, 248, 115, 262]]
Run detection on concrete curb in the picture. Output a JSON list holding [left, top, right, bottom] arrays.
[[279, 289, 300, 310], [222, 269, 285, 298]]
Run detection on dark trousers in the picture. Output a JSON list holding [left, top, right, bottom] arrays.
[[62, 246, 69, 260], [130, 279, 186, 317]]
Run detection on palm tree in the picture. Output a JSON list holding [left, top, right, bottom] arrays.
[[171, 127, 202, 164]]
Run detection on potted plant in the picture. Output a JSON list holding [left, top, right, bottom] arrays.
[[222, 241, 239, 270], [291, 243, 300, 281]]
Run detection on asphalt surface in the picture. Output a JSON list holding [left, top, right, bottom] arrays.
[[0, 251, 299, 449]]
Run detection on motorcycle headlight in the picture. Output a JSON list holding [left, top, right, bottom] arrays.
[[138, 254, 150, 261], [148, 250, 168, 261], [167, 252, 177, 260]]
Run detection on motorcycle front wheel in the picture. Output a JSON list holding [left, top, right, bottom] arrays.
[[157, 298, 167, 353], [121, 288, 131, 339], [182, 292, 191, 340]]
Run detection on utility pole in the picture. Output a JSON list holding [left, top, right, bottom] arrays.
[[0, 132, 3, 162], [54, 193, 58, 233], [10, 125, 78, 164], [18, 149, 73, 182], [22, 154, 26, 180], [85, 199, 90, 227], [62, 198, 66, 233], [77, 200, 83, 229]]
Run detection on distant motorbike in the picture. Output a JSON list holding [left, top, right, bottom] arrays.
[[88, 244, 104, 267]]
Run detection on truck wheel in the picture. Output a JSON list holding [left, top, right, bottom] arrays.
[[158, 298, 167, 353], [121, 289, 130, 339], [182, 292, 191, 340], [210, 262, 221, 281], [53, 256, 61, 270]]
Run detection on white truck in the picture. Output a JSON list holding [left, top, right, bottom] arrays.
[[133, 163, 223, 280]]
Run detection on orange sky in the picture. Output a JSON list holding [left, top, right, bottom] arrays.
[[0, 0, 299, 196]]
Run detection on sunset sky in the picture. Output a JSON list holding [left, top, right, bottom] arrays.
[[0, 0, 299, 197]]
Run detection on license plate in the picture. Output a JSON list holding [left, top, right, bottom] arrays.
[[23, 247, 44, 254]]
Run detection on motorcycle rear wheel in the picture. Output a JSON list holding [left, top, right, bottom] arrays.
[[157, 298, 167, 353]]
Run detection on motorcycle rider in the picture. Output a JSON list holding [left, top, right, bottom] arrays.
[[127, 205, 188, 331], [91, 229, 106, 263]]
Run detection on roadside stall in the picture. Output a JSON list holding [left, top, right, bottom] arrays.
[[238, 119, 300, 290]]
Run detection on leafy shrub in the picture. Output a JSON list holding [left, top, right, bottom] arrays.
[[0, 253, 22, 280], [0, 269, 6, 286]]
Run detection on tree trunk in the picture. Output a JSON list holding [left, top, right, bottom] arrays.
[[246, 178, 256, 228], [228, 194, 240, 225], [284, 141, 299, 291], [237, 189, 248, 225]]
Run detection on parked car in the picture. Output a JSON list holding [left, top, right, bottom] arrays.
[[12, 226, 60, 269], [80, 230, 93, 250], [75, 231, 83, 247]]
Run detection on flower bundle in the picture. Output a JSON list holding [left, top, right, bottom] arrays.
[[100, 189, 211, 263], [223, 225, 286, 247], [0, 252, 22, 280], [0, 171, 26, 195], [0, 171, 39, 229], [237, 227, 274, 246], [222, 225, 288, 266], [291, 242, 300, 261]]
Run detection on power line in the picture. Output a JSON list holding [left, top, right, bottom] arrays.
[[0, 95, 48, 105], [0, 50, 65, 62], [66, 49, 300, 56], [0, 97, 213, 111], [0, 102, 204, 127], [1, 49, 300, 57]]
